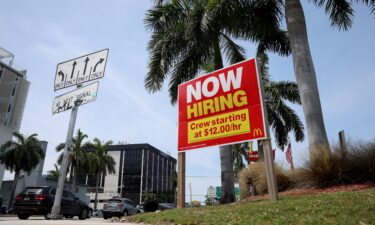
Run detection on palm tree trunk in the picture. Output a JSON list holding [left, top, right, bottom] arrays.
[[71, 166, 76, 193], [94, 172, 100, 210], [8, 170, 20, 210], [285, 0, 331, 158], [213, 36, 235, 204]]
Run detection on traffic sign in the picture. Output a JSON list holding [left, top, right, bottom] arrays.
[[52, 82, 99, 114], [54, 49, 109, 91]]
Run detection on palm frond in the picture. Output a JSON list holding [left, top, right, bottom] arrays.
[[312, 0, 354, 30], [220, 32, 246, 64]]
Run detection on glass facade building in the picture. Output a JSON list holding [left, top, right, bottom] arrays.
[[80, 144, 177, 205]]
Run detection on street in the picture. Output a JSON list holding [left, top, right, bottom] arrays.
[[0, 216, 139, 225]]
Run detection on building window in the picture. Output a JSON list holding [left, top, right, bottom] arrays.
[[11, 86, 16, 96]]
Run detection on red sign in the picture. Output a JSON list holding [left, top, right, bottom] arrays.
[[249, 151, 259, 162], [178, 58, 267, 151], [248, 150, 276, 162]]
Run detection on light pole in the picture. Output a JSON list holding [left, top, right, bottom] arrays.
[[189, 182, 192, 205]]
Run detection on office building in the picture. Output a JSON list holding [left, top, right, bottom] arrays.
[[0, 47, 30, 189], [79, 144, 177, 208]]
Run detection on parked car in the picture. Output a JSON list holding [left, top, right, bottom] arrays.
[[102, 198, 139, 219], [12, 186, 90, 220], [158, 203, 175, 211]]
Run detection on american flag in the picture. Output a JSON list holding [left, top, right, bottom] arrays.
[[285, 142, 294, 171]]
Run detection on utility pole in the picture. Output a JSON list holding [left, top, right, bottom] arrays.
[[49, 104, 79, 218], [177, 152, 185, 208], [189, 182, 192, 205]]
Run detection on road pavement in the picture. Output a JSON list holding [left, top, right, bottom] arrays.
[[0, 216, 140, 225]]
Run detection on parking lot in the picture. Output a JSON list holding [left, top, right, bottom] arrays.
[[0, 216, 139, 225]]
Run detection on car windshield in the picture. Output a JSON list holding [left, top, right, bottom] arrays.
[[22, 188, 43, 195]]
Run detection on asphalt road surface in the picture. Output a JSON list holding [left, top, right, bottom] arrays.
[[0, 216, 139, 225]]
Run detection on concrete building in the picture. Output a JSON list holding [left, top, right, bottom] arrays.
[[78, 144, 177, 208], [0, 47, 30, 189]]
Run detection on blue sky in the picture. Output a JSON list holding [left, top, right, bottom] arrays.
[[1, 1, 375, 201]]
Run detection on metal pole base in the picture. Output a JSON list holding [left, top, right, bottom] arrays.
[[46, 206, 64, 219]]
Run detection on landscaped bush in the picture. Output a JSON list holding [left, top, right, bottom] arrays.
[[239, 139, 375, 199], [293, 139, 375, 188], [238, 162, 292, 199]]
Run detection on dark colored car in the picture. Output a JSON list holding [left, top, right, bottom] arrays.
[[13, 186, 90, 220], [102, 198, 139, 219]]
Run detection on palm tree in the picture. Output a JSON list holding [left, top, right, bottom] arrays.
[[87, 138, 115, 210], [257, 51, 304, 158], [0, 132, 44, 209], [145, 0, 289, 203], [47, 164, 60, 180], [232, 143, 250, 178], [283, 0, 374, 157], [232, 52, 304, 169], [205, 0, 374, 161], [56, 129, 89, 192]]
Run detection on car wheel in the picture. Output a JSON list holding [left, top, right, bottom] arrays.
[[87, 209, 92, 218], [103, 215, 108, 219], [78, 208, 87, 220], [17, 214, 31, 220]]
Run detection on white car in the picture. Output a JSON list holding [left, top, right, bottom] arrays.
[[102, 198, 139, 219]]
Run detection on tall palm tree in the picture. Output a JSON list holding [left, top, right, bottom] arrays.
[[283, 0, 374, 157], [56, 129, 89, 192], [208, 0, 374, 159], [0, 132, 44, 209], [258, 51, 304, 158], [145, 0, 289, 203], [47, 163, 60, 180], [87, 138, 115, 210], [232, 52, 304, 167]]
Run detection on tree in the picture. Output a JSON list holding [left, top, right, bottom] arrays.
[[0, 132, 44, 209], [47, 164, 60, 180], [232, 143, 250, 179], [56, 129, 89, 192], [257, 51, 304, 159], [87, 138, 115, 210], [232, 52, 304, 170], [145, 0, 289, 203], [283, 0, 375, 157]]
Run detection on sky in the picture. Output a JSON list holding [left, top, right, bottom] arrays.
[[1, 1, 375, 202]]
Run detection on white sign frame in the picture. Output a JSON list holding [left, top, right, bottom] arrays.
[[54, 49, 109, 91]]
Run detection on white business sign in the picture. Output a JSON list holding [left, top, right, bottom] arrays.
[[52, 82, 99, 114], [207, 186, 215, 198], [54, 49, 109, 91]]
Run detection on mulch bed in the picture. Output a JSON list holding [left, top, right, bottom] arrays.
[[243, 183, 375, 202]]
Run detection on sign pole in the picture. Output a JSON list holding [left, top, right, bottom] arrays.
[[177, 152, 185, 208], [50, 88, 80, 219], [257, 63, 278, 202]]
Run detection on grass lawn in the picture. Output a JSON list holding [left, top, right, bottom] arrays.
[[128, 189, 375, 225]]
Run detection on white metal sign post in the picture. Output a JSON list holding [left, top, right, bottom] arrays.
[[49, 50, 108, 219], [50, 97, 79, 219]]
